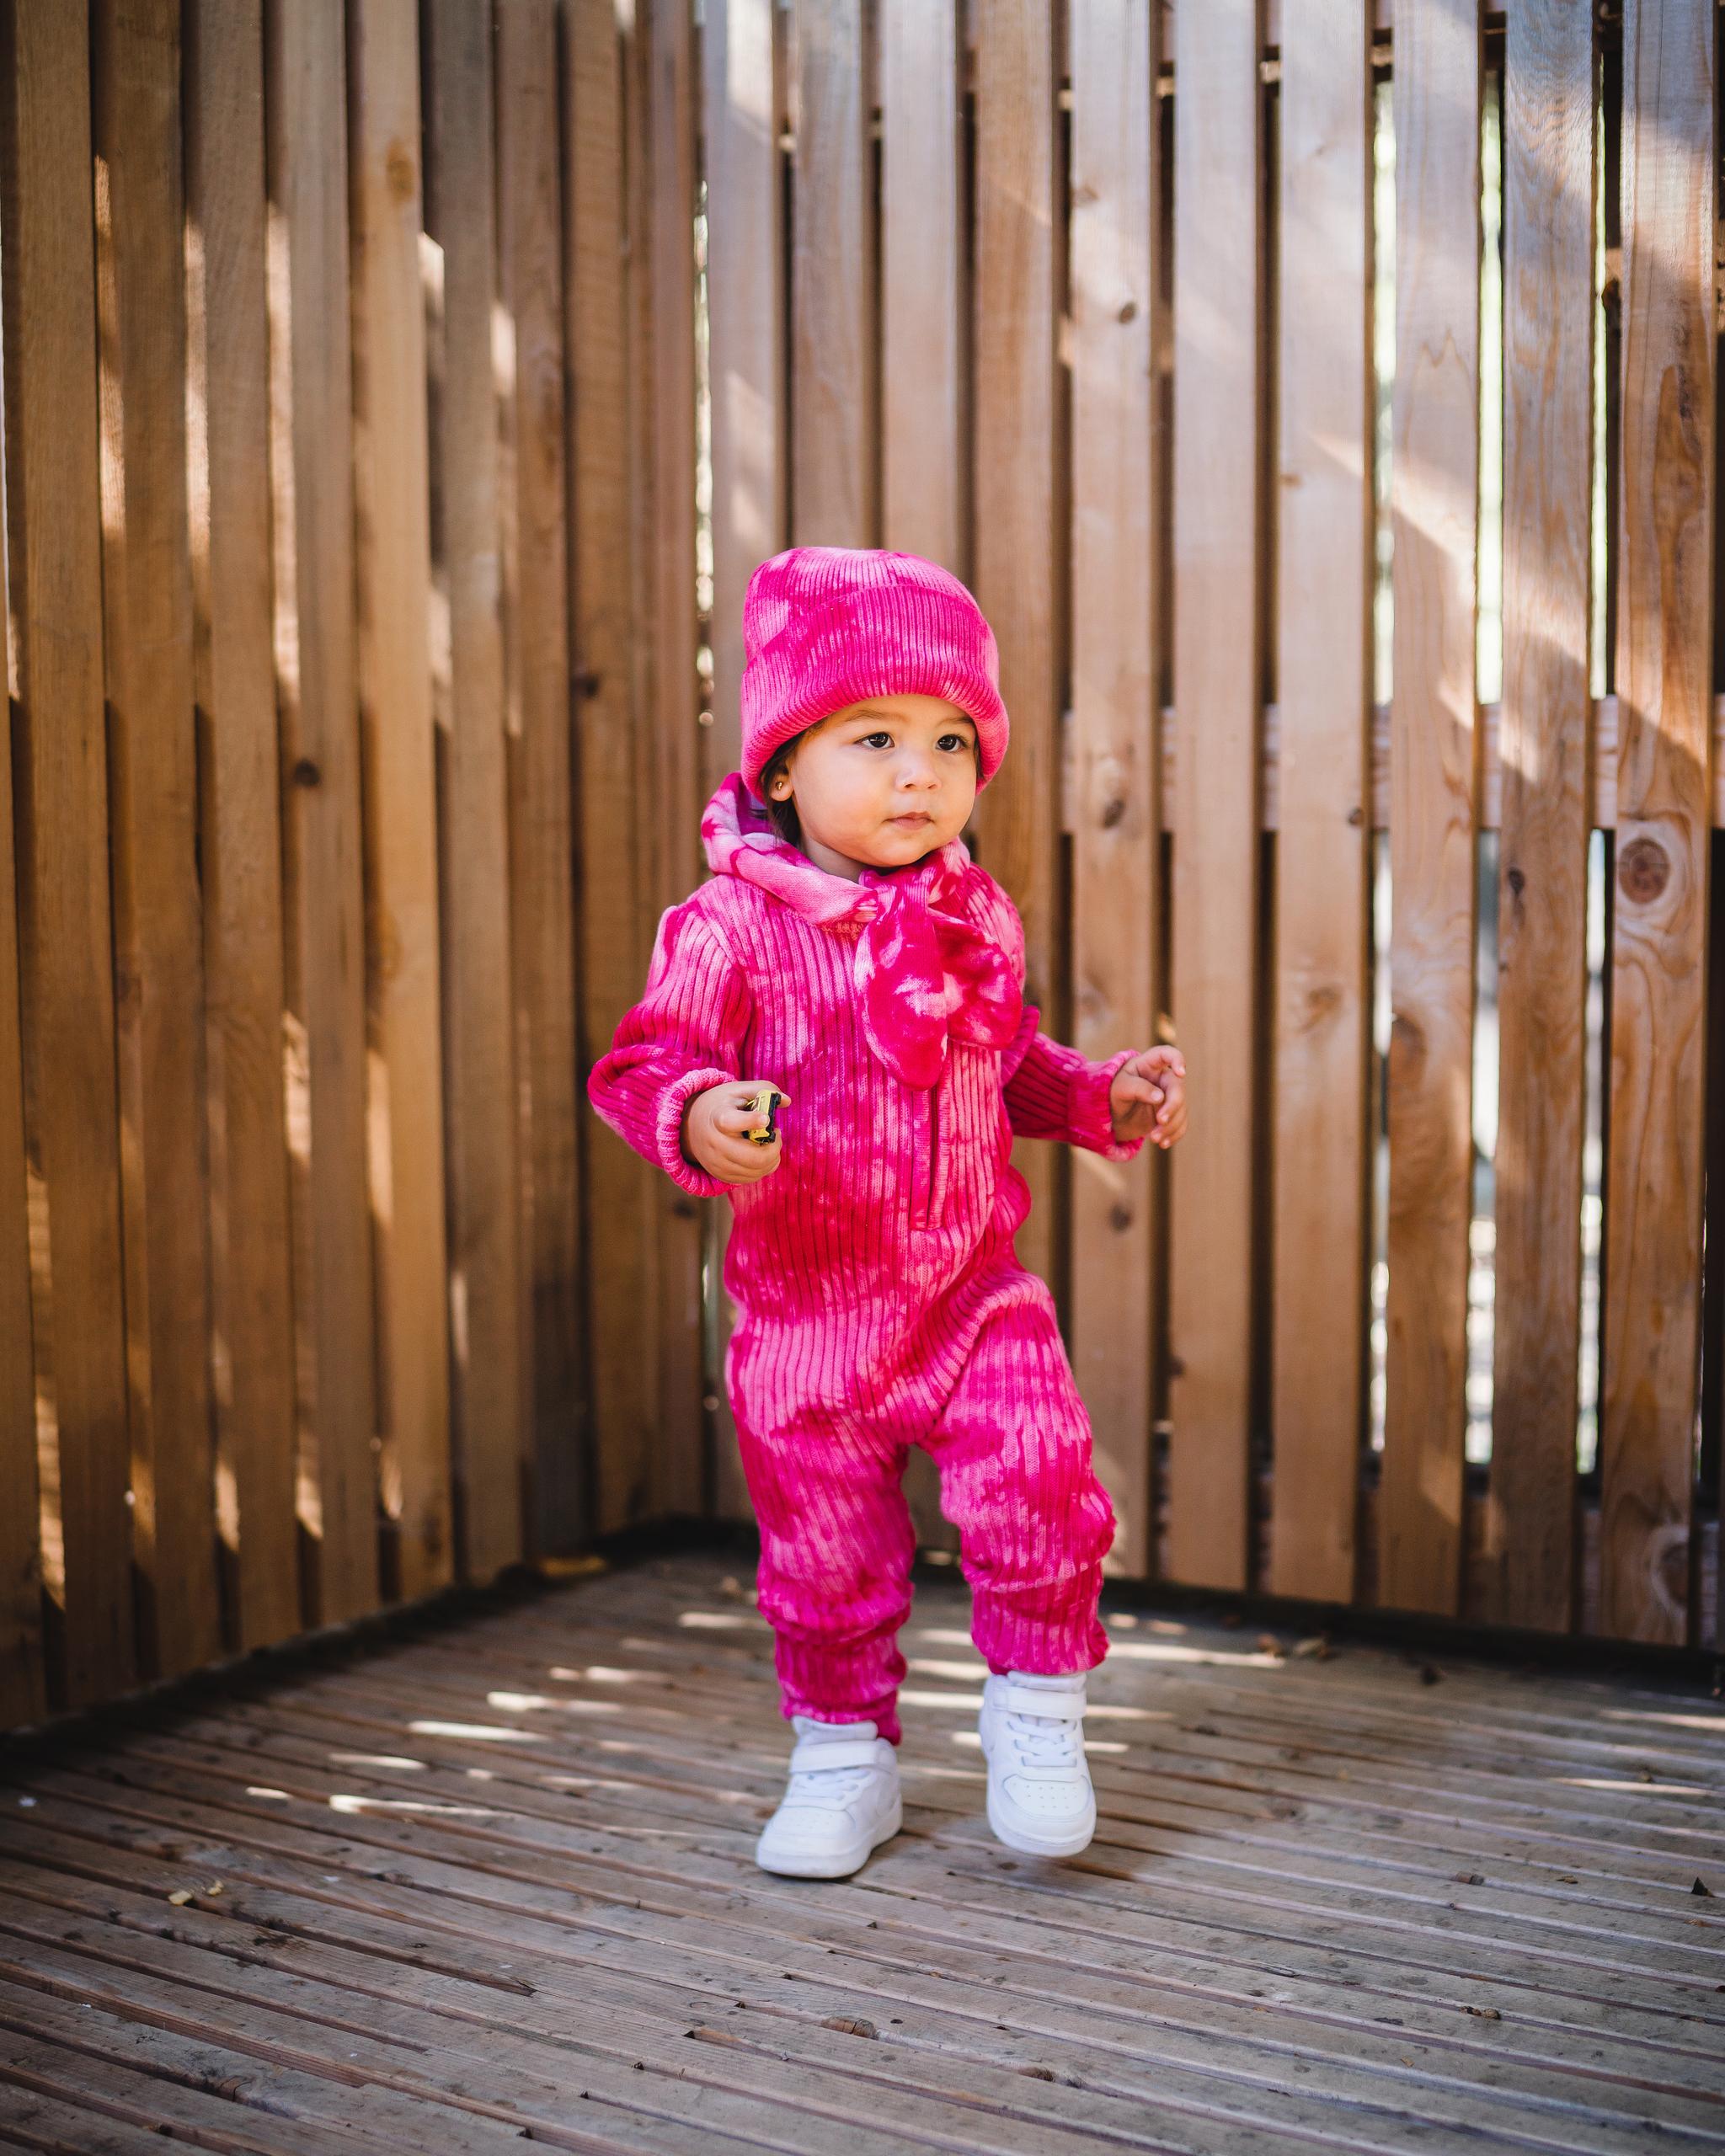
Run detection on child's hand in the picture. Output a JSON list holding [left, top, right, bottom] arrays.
[[682, 1080, 790, 1183], [1108, 1048, 1186, 1150]]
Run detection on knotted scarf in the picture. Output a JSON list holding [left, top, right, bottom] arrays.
[[700, 771, 1022, 1090]]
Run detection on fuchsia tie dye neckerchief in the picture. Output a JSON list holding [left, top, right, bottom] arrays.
[[700, 772, 1022, 1091]]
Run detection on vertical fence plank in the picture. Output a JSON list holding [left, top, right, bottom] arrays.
[[0, 0, 136, 1704], [498, 0, 585, 1553], [1166, 0, 1261, 1589], [349, 0, 452, 1601], [880, 0, 964, 1553], [266, 0, 380, 1625], [973, 0, 1060, 1287], [1268, 0, 1374, 1605], [93, 0, 220, 1680], [186, 0, 299, 1652], [1602, 0, 1713, 1646], [643, 0, 705, 1518], [880, 0, 964, 574], [423, 0, 526, 1580], [702, 0, 783, 1522], [1486, 0, 1595, 1632], [705, 0, 782, 783], [790, 0, 874, 546], [0, 222, 45, 1724], [566, 0, 660, 1534], [1068, 0, 1158, 1577], [1381, 0, 1480, 1618]]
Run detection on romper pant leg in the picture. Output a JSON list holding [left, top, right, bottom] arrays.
[[923, 1270, 1115, 1678], [733, 1385, 916, 1745]]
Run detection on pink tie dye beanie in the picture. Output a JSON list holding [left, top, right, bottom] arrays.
[[738, 547, 1011, 803]]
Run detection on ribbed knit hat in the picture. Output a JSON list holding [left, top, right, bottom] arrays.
[[738, 547, 1009, 802]]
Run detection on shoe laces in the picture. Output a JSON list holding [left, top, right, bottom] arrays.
[[1004, 1704, 1083, 1772], [787, 1761, 878, 1806]]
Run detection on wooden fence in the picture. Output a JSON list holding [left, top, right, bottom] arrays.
[[0, 0, 1720, 1727]]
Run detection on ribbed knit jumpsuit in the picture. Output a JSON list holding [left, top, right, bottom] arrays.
[[588, 773, 1146, 1743]]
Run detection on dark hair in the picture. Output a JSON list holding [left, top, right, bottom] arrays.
[[761, 733, 806, 848]]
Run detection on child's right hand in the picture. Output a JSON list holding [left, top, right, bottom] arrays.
[[681, 1080, 790, 1184]]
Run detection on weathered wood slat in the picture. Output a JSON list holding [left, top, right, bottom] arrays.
[[642, 0, 706, 1520], [0, 216, 42, 1730], [93, 0, 220, 1683], [1381, 0, 1482, 1619], [422, 0, 525, 1581], [702, 0, 781, 789], [497, 0, 585, 1554], [3, 1554, 1722, 2153], [0, 1983, 531, 2153], [972, 0, 1061, 1289], [1267, 0, 1374, 1608], [877, 0, 965, 1555], [1166, 0, 1260, 1589], [701, 0, 783, 1526], [264, 0, 379, 1625], [1485, 0, 1596, 1632], [880, 0, 964, 575], [789, 0, 874, 547], [1601, 0, 1715, 1648], [564, 0, 661, 1535], [1142, 691, 1725, 838], [0, 2078, 206, 2156], [184, 0, 300, 1657], [1067, 0, 1159, 1578], [8, 1823, 1715, 2156], [0, 0, 136, 1705], [348, 0, 452, 1605]]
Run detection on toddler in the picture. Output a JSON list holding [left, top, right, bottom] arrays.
[[588, 547, 1187, 1877]]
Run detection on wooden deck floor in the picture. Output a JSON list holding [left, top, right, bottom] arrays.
[[0, 1552, 1721, 2155]]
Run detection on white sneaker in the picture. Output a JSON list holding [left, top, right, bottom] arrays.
[[754, 1717, 902, 1878], [979, 1670, 1096, 1858]]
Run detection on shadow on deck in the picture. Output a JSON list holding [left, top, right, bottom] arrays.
[[0, 1550, 1722, 2153]]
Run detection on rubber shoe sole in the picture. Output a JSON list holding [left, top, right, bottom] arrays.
[[985, 1780, 1097, 1860], [754, 1791, 902, 1879]]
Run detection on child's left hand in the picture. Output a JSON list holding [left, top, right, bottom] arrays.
[[1108, 1047, 1187, 1150]]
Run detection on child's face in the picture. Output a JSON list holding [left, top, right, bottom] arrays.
[[770, 692, 980, 875]]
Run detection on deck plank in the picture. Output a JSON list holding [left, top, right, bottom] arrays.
[[1, 1554, 1721, 2153]]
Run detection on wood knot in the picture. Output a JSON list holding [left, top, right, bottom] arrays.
[[1109, 1203, 1132, 1233], [291, 758, 321, 789], [1617, 835, 1669, 904], [1100, 796, 1126, 829], [386, 141, 417, 204], [1506, 865, 1525, 899]]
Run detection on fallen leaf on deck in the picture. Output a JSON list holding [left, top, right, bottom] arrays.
[[820, 2015, 878, 2039], [1291, 1636, 1332, 1660], [1463, 2005, 1501, 2020], [167, 1890, 193, 1906], [1692, 1877, 1714, 1897], [1455, 1872, 1485, 1886]]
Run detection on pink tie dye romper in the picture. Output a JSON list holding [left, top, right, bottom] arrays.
[[587, 772, 1147, 1743]]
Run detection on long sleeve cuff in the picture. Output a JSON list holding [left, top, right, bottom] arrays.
[[653, 1064, 740, 1198], [1003, 1017, 1147, 1161], [1066, 1044, 1146, 1162]]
